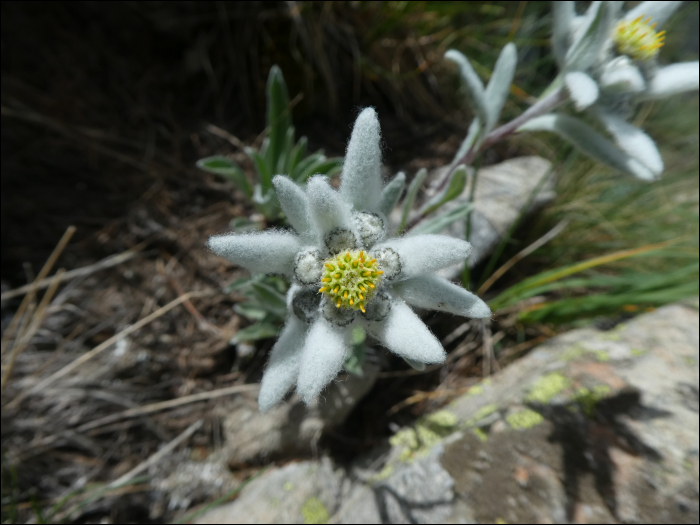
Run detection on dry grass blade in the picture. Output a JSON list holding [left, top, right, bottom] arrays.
[[388, 386, 473, 415], [1, 225, 75, 358], [54, 420, 203, 522], [6, 290, 213, 409], [1, 242, 146, 301], [1, 269, 66, 394], [478, 220, 569, 295], [77, 384, 259, 432]]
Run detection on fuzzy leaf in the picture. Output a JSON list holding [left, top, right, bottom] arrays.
[[518, 113, 657, 180], [273, 175, 314, 240], [208, 231, 301, 275], [599, 57, 645, 94], [230, 322, 280, 344], [251, 281, 288, 318], [420, 165, 468, 215], [393, 275, 491, 319], [445, 49, 489, 127], [408, 203, 473, 236], [379, 172, 406, 217], [233, 302, 270, 321], [596, 112, 663, 177], [552, 2, 575, 68], [565, 1, 615, 71], [196, 156, 252, 197], [246, 147, 273, 191], [485, 43, 517, 132], [399, 168, 427, 233]]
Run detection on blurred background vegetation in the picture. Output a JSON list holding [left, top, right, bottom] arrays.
[[1, 1, 697, 522]]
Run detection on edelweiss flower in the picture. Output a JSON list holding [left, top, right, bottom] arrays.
[[535, 1, 699, 179], [209, 108, 490, 411]]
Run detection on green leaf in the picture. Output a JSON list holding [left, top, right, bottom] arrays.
[[419, 165, 468, 215], [196, 156, 252, 198], [233, 302, 269, 321], [277, 126, 296, 175], [293, 155, 343, 183], [246, 148, 273, 191], [291, 152, 324, 182], [266, 65, 292, 177], [224, 276, 255, 293], [379, 171, 406, 216], [230, 322, 280, 344], [251, 281, 288, 318], [408, 202, 473, 236], [288, 136, 308, 175], [399, 168, 427, 233], [344, 342, 365, 377]]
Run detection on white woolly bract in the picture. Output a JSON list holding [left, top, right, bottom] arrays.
[[597, 112, 664, 177], [208, 231, 301, 274], [306, 175, 354, 239], [599, 57, 645, 94], [552, 2, 575, 68], [296, 317, 352, 403], [258, 317, 307, 412], [273, 175, 314, 241], [565, 71, 600, 110], [365, 300, 446, 364], [340, 108, 383, 212], [393, 275, 491, 319], [485, 43, 518, 131], [645, 62, 700, 99], [623, 1, 683, 27], [375, 234, 472, 281]]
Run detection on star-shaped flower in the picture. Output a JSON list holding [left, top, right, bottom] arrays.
[[526, 1, 699, 180], [209, 108, 491, 411]]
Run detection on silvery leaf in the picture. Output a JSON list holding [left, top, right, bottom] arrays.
[[518, 113, 657, 180], [565, 71, 600, 110], [485, 43, 518, 132], [445, 49, 489, 127]]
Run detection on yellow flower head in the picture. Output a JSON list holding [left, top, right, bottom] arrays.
[[318, 250, 383, 313], [614, 15, 665, 61]]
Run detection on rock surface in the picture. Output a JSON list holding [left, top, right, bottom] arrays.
[[219, 359, 380, 465], [194, 300, 699, 524]]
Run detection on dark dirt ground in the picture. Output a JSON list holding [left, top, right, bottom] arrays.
[[1, 3, 554, 522]]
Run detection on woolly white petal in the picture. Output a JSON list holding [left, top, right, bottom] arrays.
[[599, 57, 645, 94], [258, 317, 307, 412], [565, 1, 616, 71], [340, 108, 383, 212], [296, 317, 352, 403], [623, 1, 683, 28], [565, 71, 600, 110], [273, 175, 314, 241], [644, 62, 700, 99], [365, 300, 445, 364], [208, 231, 301, 274], [373, 235, 472, 282], [393, 275, 491, 319], [306, 175, 355, 240], [597, 112, 664, 177]]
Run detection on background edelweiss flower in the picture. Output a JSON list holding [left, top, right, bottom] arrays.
[[208, 108, 491, 411], [527, 1, 699, 180]]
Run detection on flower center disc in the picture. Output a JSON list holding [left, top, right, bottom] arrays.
[[614, 15, 666, 61], [318, 250, 383, 313]]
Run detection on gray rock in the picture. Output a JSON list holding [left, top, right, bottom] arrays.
[[195, 458, 345, 524], [196, 301, 698, 524], [220, 360, 380, 465]]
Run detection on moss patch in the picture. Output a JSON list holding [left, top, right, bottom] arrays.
[[507, 409, 544, 430], [525, 373, 571, 404], [390, 410, 459, 462], [571, 385, 612, 416], [301, 497, 329, 524]]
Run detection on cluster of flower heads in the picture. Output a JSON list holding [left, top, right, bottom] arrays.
[[209, 108, 490, 411], [527, 1, 699, 180]]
